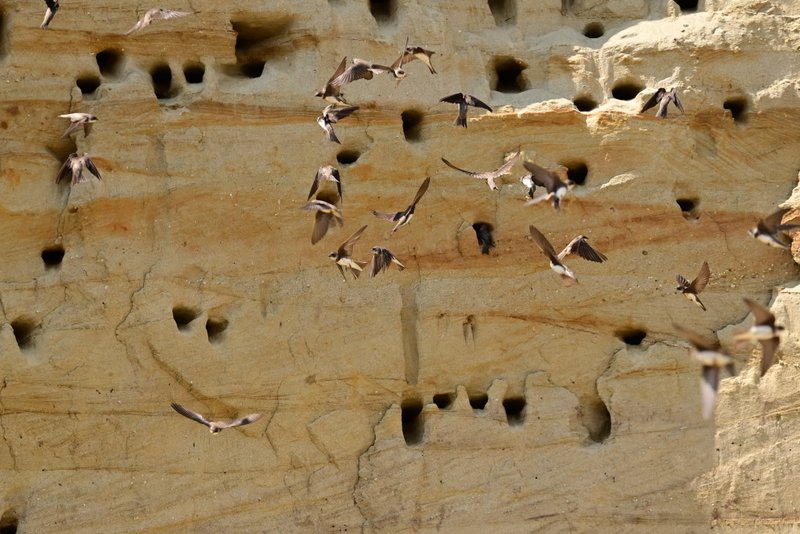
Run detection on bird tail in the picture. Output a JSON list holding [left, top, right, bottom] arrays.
[[454, 115, 467, 128]]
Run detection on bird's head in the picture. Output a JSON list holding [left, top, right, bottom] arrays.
[[328, 252, 337, 260], [747, 227, 758, 238]]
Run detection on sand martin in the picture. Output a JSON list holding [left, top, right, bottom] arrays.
[[125, 8, 190, 35], [439, 93, 492, 128], [332, 58, 394, 87], [472, 223, 495, 255], [735, 297, 784, 376], [59, 113, 97, 138], [317, 104, 359, 144], [40, 0, 59, 29], [522, 161, 569, 210], [749, 208, 800, 250], [673, 324, 735, 420], [302, 199, 343, 245], [520, 172, 536, 199], [315, 56, 349, 104], [529, 226, 606, 285], [676, 260, 710, 311], [56, 153, 101, 185], [640, 87, 684, 118], [389, 39, 437, 79], [369, 247, 405, 277], [171, 402, 262, 434], [372, 177, 431, 233], [307, 165, 342, 202], [441, 149, 521, 191], [329, 225, 368, 280]]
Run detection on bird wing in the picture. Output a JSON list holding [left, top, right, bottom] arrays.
[[333, 62, 373, 86], [218, 413, 262, 429], [528, 225, 558, 259], [41, 7, 56, 28], [441, 157, 475, 176], [522, 161, 560, 191], [640, 88, 665, 113], [670, 89, 685, 113], [486, 150, 521, 179], [743, 297, 776, 326], [439, 93, 464, 105], [700, 366, 719, 420], [302, 199, 335, 212], [326, 57, 348, 86], [338, 225, 367, 256], [758, 336, 780, 376], [326, 105, 359, 123], [311, 211, 333, 245], [463, 94, 492, 112], [55, 156, 72, 184], [409, 177, 431, 208], [761, 208, 791, 233], [370, 248, 389, 277], [307, 169, 325, 200], [372, 210, 399, 221], [406, 47, 436, 73], [689, 261, 710, 293], [171, 402, 211, 428], [676, 273, 689, 290], [154, 9, 191, 21], [673, 324, 718, 352], [559, 236, 607, 263], [124, 18, 148, 35], [84, 157, 102, 180]]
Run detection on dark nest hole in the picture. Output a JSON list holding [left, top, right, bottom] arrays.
[[401, 397, 424, 446], [336, 149, 360, 165], [611, 80, 643, 101], [172, 306, 200, 331], [150, 63, 176, 99], [583, 22, 605, 38], [230, 15, 293, 71], [676, 197, 700, 221], [239, 60, 266, 79], [433, 392, 454, 410], [573, 95, 598, 112], [469, 393, 489, 410], [11, 317, 38, 352], [0, 509, 18, 534], [585, 399, 611, 443], [41, 245, 65, 269], [492, 56, 528, 93], [472, 222, 495, 255], [488, 0, 517, 26], [0, 9, 7, 59], [205, 317, 229, 343], [503, 397, 526, 426], [615, 327, 647, 346], [723, 97, 748, 124], [401, 109, 424, 142], [673, 0, 699, 12], [76, 75, 101, 96], [183, 62, 205, 84], [369, 0, 397, 25], [561, 160, 589, 185], [95, 48, 125, 78]]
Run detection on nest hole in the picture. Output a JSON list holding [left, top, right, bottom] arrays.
[[503, 397, 526, 426], [611, 80, 643, 101], [585, 399, 611, 443], [0, 509, 18, 534], [492, 57, 528, 93], [673, 0, 699, 12], [723, 97, 748, 124], [433, 392, 454, 410], [150, 63, 175, 99], [401, 109, 424, 142], [336, 150, 360, 165], [469, 393, 488, 410], [561, 160, 588, 185], [676, 197, 700, 220], [41, 245, 65, 269], [95, 49, 125, 78], [401, 397, 424, 446], [172, 306, 199, 331], [583, 22, 604, 38], [573, 95, 598, 112], [239, 61, 265, 79], [369, 0, 397, 24], [76, 75, 101, 96], [183, 62, 205, 84], [472, 222, 495, 255], [615, 327, 647, 346], [0, 9, 7, 58], [488, 0, 517, 26], [11, 317, 38, 351], [205, 317, 229, 343]]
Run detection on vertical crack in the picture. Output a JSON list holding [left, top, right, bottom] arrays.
[[0, 379, 17, 469], [113, 263, 156, 371], [399, 281, 420, 385]]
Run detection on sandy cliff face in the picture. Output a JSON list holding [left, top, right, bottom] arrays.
[[0, 0, 799, 531]]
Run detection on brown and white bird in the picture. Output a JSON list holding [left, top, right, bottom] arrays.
[[315, 57, 349, 104], [329, 225, 368, 280], [302, 199, 343, 245], [749, 208, 800, 250], [673, 325, 736, 420], [125, 8, 190, 35], [529, 226, 607, 285], [676, 261, 710, 311], [317, 104, 359, 144], [640, 87, 684, 118], [441, 149, 521, 191], [735, 297, 784, 377], [56, 153, 102, 185], [171, 402, 262, 434], [307, 165, 342, 202], [40, 0, 59, 29], [369, 247, 405, 277], [59, 113, 97, 138], [372, 177, 431, 233], [522, 161, 570, 211], [388, 40, 437, 79], [440, 93, 492, 128], [331, 58, 394, 87]]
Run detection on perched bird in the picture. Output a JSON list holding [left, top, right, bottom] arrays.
[[441, 149, 521, 191], [440, 93, 492, 128], [329, 225, 368, 280], [302, 199, 343, 245], [41, 0, 59, 29], [735, 298, 784, 376], [673, 325, 736, 420], [56, 153, 102, 185], [369, 247, 405, 277], [528, 226, 607, 285], [316, 104, 359, 144], [372, 177, 431, 233], [472, 223, 495, 255], [640, 87, 684, 118], [749, 208, 800, 250], [59, 113, 98, 138], [125, 8, 190, 35], [315, 56, 349, 104], [522, 161, 569, 211], [307, 165, 342, 202], [170, 402, 262, 434], [676, 260, 711, 311]]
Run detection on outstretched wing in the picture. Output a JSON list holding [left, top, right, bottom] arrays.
[[326, 105, 359, 123], [670, 89, 685, 113], [441, 157, 475, 176], [439, 93, 465, 105], [372, 210, 399, 221], [408, 177, 431, 209], [84, 157, 102, 180], [673, 324, 718, 352], [689, 261, 710, 293], [758, 336, 780, 377], [333, 61, 374, 86], [486, 149, 521, 179], [153, 9, 191, 21], [338, 224, 368, 256], [559, 236, 607, 263], [743, 297, 775, 327], [528, 225, 558, 259], [463, 94, 492, 112], [55, 157, 72, 184], [676, 273, 689, 290], [171, 402, 211, 428], [522, 161, 561, 191], [640, 88, 665, 113], [218, 413, 262, 429]]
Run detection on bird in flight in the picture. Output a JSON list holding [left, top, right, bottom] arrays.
[[40, 0, 59, 29], [307, 165, 342, 202], [673, 325, 735, 420], [676, 261, 710, 311], [441, 149, 521, 191], [749, 208, 800, 250], [59, 113, 97, 138], [302, 199, 343, 245], [388, 40, 437, 79], [56, 153, 102, 185], [125, 8, 191, 35], [528, 226, 607, 285], [329, 225, 368, 280], [522, 161, 570, 211], [315, 57, 349, 104], [440, 93, 492, 128], [735, 297, 784, 377], [317, 104, 359, 144], [170, 402, 262, 434], [372, 177, 431, 233], [640, 87, 684, 118], [369, 247, 405, 277]]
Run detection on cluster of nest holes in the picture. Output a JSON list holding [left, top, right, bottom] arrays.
[[583, 22, 604, 39], [584, 399, 611, 443], [336, 150, 360, 165], [488, 0, 516, 26], [723, 96, 748, 124], [492, 57, 528, 93], [0, 509, 17, 534], [11, 317, 39, 352], [228, 15, 294, 79], [172, 306, 229, 343], [611, 80, 643, 101], [41, 245, 65, 269], [369, 0, 396, 25], [573, 95, 598, 112], [615, 327, 647, 346], [560, 160, 589, 185], [401, 109, 424, 142], [673, 0, 699, 13], [676, 197, 700, 221]]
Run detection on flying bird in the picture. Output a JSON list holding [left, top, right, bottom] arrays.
[[389, 41, 437, 79], [302, 199, 343, 245], [673, 325, 736, 420], [520, 172, 536, 199], [735, 297, 784, 376], [369, 247, 405, 277], [472, 223, 495, 255], [676, 261, 710, 311], [56, 153, 102, 185], [440, 93, 492, 128], [315, 56, 349, 104], [372, 177, 431, 233], [317, 104, 359, 144], [40, 0, 59, 29], [329, 225, 368, 280], [528, 226, 607, 285], [441, 149, 521, 191], [125, 8, 190, 35], [749, 208, 800, 250], [171, 402, 262, 434], [59, 113, 97, 138], [522, 161, 570, 211], [307, 165, 342, 202], [640, 87, 684, 118], [331, 58, 394, 87]]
